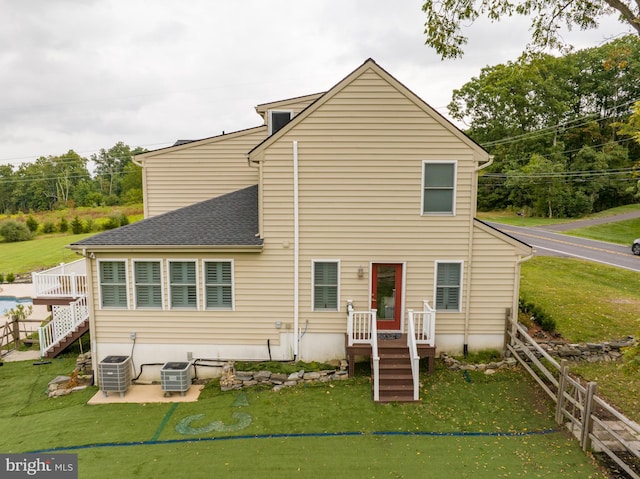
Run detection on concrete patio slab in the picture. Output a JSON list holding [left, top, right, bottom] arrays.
[[2, 350, 41, 362], [88, 384, 204, 405]]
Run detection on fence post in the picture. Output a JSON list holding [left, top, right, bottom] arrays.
[[11, 318, 21, 349], [581, 381, 597, 451], [555, 359, 568, 424]]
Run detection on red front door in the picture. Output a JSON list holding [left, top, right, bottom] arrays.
[[371, 263, 402, 331]]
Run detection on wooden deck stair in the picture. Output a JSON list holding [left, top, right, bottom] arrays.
[[43, 319, 89, 359], [377, 339, 417, 403], [346, 333, 436, 403]]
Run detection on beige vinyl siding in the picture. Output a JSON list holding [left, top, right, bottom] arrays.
[[466, 224, 528, 335], [255, 93, 324, 123], [89, 252, 292, 346], [259, 67, 485, 337], [140, 127, 266, 217]]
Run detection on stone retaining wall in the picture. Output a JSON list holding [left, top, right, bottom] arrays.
[[532, 337, 634, 362], [219, 360, 350, 391]]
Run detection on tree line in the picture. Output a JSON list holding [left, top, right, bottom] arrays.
[[0, 142, 145, 214], [448, 35, 640, 217]]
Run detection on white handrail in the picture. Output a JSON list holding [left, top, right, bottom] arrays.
[[370, 309, 380, 402], [32, 260, 87, 298], [406, 310, 420, 401], [411, 300, 436, 346], [39, 296, 89, 356]]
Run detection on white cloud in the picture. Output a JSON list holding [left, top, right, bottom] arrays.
[[0, 0, 632, 165]]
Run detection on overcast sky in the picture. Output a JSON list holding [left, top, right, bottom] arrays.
[[0, 0, 632, 167]]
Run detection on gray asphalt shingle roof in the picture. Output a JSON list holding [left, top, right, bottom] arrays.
[[71, 185, 262, 248]]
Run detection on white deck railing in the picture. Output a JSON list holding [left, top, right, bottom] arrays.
[[406, 310, 421, 401], [39, 296, 89, 356], [346, 302, 380, 400], [370, 310, 380, 402], [411, 300, 436, 346], [32, 260, 87, 298]]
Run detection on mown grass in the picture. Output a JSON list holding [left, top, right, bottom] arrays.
[[0, 205, 144, 275], [477, 203, 640, 227], [520, 256, 640, 342], [570, 362, 640, 424], [0, 233, 94, 275], [0, 357, 607, 478], [520, 256, 640, 423], [564, 217, 640, 245]]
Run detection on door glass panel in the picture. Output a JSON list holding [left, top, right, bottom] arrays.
[[376, 265, 396, 320]]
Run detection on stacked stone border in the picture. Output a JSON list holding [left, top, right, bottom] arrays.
[[219, 360, 350, 392]]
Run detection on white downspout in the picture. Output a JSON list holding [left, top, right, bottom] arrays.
[[463, 155, 495, 356], [511, 252, 534, 344], [293, 141, 300, 360]]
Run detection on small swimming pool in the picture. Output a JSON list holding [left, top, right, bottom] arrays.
[[0, 296, 33, 315]]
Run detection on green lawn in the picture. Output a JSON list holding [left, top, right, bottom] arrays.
[[564, 217, 640, 245], [520, 256, 640, 343], [0, 233, 93, 275], [478, 203, 640, 227], [0, 357, 606, 478]]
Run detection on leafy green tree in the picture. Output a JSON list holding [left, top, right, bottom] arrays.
[[422, 0, 640, 59], [92, 142, 146, 200], [0, 165, 16, 214], [505, 154, 568, 217], [120, 161, 143, 204], [452, 36, 640, 215]]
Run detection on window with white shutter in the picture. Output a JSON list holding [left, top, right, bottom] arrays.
[[435, 262, 462, 311], [169, 261, 197, 309], [313, 261, 339, 311], [99, 261, 128, 308], [204, 261, 233, 310], [134, 261, 162, 309]]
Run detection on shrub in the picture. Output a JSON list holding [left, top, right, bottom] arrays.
[[103, 212, 129, 230], [84, 218, 96, 233], [42, 222, 56, 234], [58, 218, 68, 233], [71, 216, 84, 234], [0, 220, 34, 242], [6, 273, 15, 283], [26, 215, 39, 233], [0, 273, 4, 283], [519, 297, 556, 332]]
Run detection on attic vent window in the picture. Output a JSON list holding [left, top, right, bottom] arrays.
[[269, 110, 293, 135]]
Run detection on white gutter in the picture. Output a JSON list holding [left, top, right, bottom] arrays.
[[293, 140, 300, 360], [463, 155, 495, 355]]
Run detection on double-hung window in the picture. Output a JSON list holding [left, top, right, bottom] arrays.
[[313, 261, 339, 311], [99, 261, 128, 308], [169, 261, 197, 309], [204, 261, 233, 310], [134, 261, 162, 309], [435, 262, 462, 311], [422, 161, 456, 214]]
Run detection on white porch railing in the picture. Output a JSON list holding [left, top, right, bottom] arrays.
[[346, 302, 380, 401], [406, 310, 421, 401], [32, 259, 87, 298], [411, 301, 436, 346], [39, 296, 89, 356], [371, 310, 380, 402]]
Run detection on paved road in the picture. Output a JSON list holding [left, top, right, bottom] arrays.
[[486, 221, 640, 273]]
